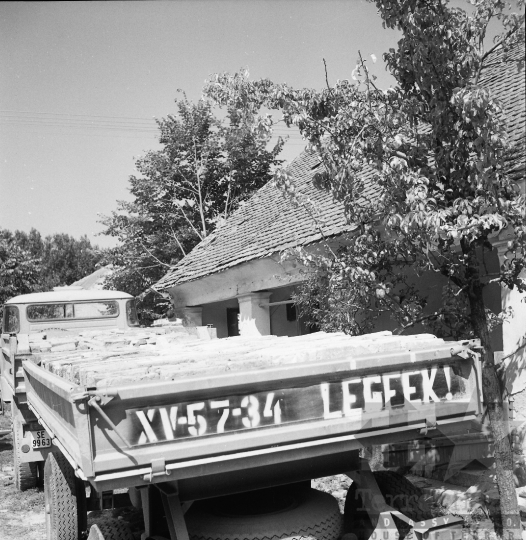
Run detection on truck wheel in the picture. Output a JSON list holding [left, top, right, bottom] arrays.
[[185, 487, 343, 540], [343, 471, 434, 538], [373, 471, 434, 521], [13, 418, 38, 491], [44, 452, 87, 540], [87, 520, 134, 540]]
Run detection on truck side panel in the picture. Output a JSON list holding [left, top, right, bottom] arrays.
[[22, 361, 94, 477], [1, 334, 17, 402]]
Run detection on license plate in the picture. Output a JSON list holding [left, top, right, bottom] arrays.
[[29, 430, 52, 449]]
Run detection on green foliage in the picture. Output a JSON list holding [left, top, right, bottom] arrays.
[[204, 0, 525, 339], [0, 230, 41, 307], [99, 95, 284, 319], [0, 228, 103, 308]]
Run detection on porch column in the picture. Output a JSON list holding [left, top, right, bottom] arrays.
[[176, 306, 203, 327], [494, 240, 526, 395], [237, 292, 272, 337]]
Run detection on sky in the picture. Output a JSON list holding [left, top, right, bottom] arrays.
[[0, 1, 406, 248]]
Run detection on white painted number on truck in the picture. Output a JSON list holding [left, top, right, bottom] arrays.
[[131, 365, 466, 446], [135, 392, 282, 444], [320, 367, 453, 420]]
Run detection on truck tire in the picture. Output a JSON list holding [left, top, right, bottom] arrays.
[[185, 487, 343, 540], [373, 471, 434, 521], [87, 520, 135, 540], [13, 418, 38, 491], [44, 452, 87, 540], [342, 482, 371, 540], [343, 471, 434, 539]]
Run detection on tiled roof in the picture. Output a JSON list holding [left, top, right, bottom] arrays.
[[155, 43, 525, 292], [155, 151, 367, 290], [478, 43, 525, 182]]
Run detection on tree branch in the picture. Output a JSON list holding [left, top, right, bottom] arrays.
[[193, 136, 209, 238], [174, 202, 204, 241], [394, 309, 446, 334], [139, 242, 172, 268], [323, 58, 331, 92], [168, 226, 187, 257]]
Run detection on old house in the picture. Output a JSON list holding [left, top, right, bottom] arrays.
[[154, 44, 525, 397]]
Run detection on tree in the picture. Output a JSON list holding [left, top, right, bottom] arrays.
[[0, 228, 103, 310], [0, 230, 41, 310], [100, 95, 283, 320], [204, 1, 525, 535]]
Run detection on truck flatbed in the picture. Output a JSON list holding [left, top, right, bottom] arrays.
[[22, 331, 481, 493]]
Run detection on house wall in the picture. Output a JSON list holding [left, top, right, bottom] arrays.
[[364, 249, 503, 352], [168, 256, 302, 309], [199, 286, 303, 339], [501, 270, 526, 394], [497, 183, 526, 395], [496, 236, 526, 395]]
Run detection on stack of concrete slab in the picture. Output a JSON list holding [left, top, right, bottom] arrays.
[[33, 330, 450, 389]]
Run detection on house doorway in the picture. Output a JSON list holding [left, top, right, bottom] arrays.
[[226, 307, 240, 337]]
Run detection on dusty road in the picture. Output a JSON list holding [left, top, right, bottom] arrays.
[[0, 410, 143, 540], [0, 411, 45, 540]]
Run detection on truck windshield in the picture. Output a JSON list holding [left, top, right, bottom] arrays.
[[27, 301, 119, 321]]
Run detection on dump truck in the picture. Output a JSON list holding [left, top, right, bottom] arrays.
[[1, 289, 485, 540]]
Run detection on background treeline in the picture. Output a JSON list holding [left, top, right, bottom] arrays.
[[0, 228, 104, 308]]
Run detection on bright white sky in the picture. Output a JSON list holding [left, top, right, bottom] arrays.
[[1, 1, 409, 248]]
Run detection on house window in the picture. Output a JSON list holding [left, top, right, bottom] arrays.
[[226, 307, 240, 337]]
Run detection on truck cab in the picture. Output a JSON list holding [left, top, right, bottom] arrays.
[[2, 288, 140, 335], [0, 288, 142, 501], [1, 287, 140, 407]]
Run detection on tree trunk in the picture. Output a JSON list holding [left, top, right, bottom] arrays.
[[464, 243, 521, 539]]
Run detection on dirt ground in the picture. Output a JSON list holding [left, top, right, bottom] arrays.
[[0, 406, 506, 540], [1, 410, 45, 540]]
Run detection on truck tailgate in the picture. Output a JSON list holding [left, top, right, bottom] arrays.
[[22, 332, 483, 491]]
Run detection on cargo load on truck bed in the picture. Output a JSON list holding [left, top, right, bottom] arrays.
[[38, 329, 468, 397]]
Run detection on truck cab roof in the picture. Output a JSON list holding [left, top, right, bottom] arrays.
[[5, 289, 134, 305]]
